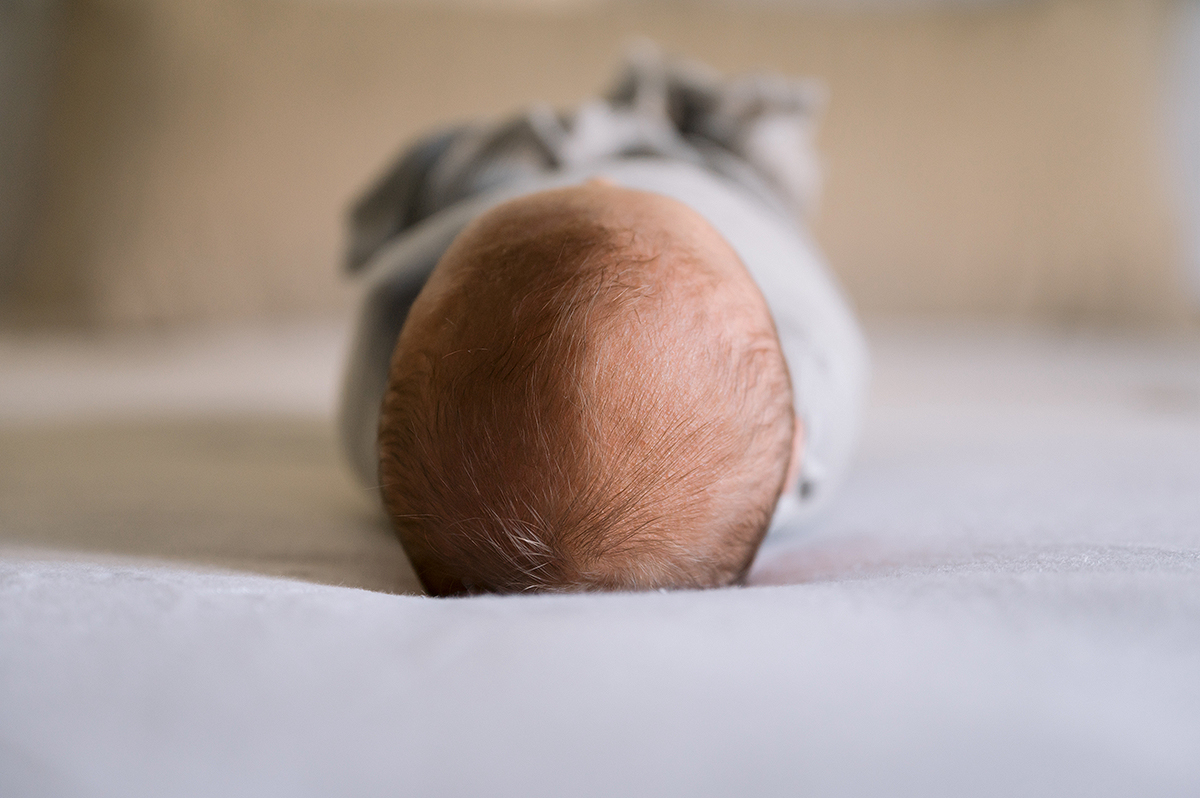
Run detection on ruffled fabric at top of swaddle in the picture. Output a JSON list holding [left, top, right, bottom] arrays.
[[345, 42, 826, 274]]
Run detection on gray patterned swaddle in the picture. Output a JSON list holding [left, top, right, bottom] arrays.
[[340, 45, 868, 534]]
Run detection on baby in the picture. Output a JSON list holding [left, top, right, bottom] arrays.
[[339, 48, 869, 595]]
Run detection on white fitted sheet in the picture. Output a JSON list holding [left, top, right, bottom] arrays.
[[2, 321, 1198, 797]]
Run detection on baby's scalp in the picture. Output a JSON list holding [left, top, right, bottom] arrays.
[[378, 181, 795, 595]]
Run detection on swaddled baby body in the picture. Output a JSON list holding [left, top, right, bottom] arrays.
[[340, 48, 869, 595]]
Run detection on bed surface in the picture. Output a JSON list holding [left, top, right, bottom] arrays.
[[2, 322, 1198, 797]]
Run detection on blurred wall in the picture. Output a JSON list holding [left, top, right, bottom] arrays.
[[4, 0, 1196, 327], [0, 1, 60, 297], [1169, 0, 1200, 303]]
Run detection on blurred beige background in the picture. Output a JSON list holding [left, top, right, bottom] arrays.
[[3, 0, 1198, 329]]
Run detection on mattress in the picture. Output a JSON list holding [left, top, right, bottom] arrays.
[[2, 321, 1198, 797]]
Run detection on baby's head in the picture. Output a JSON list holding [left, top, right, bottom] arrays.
[[378, 180, 797, 595]]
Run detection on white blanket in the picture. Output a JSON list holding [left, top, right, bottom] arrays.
[[2, 323, 1198, 797]]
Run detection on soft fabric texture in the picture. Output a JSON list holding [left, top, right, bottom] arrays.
[[1, 323, 1198, 797]]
